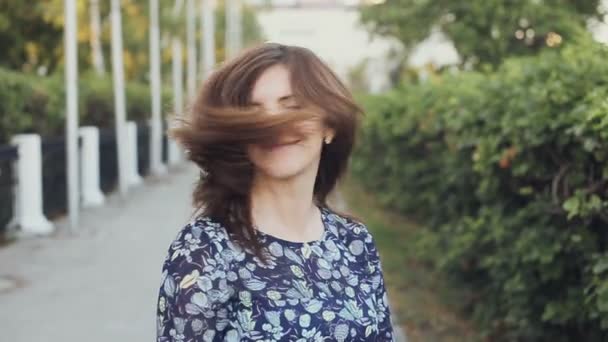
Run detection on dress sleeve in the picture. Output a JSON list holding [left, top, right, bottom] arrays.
[[156, 223, 234, 342], [363, 226, 396, 341]]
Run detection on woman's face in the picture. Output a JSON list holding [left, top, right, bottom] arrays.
[[247, 64, 333, 181]]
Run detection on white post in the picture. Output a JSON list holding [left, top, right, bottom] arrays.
[[198, 0, 204, 80], [170, 37, 184, 165], [201, 0, 216, 79], [225, 0, 234, 59], [167, 0, 185, 166], [110, 0, 129, 196], [89, 0, 106, 75], [186, 0, 198, 100], [10, 134, 54, 236], [149, 0, 166, 176], [64, 0, 80, 231], [234, 0, 242, 53], [167, 120, 182, 165], [225, 0, 242, 59], [126, 121, 143, 186], [79, 127, 105, 207]]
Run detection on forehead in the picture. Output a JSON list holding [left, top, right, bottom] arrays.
[[250, 64, 293, 103]]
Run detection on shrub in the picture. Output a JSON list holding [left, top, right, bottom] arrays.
[[353, 40, 608, 341], [0, 68, 172, 144]]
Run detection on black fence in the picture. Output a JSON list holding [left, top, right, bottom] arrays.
[[99, 128, 119, 194], [137, 122, 151, 176], [162, 132, 168, 164], [41, 136, 71, 219], [0, 145, 18, 236]]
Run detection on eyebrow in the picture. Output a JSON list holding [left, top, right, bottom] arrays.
[[250, 95, 296, 105]]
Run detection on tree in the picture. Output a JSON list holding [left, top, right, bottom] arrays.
[[0, 0, 263, 80], [0, 1, 65, 73], [360, 0, 604, 69]]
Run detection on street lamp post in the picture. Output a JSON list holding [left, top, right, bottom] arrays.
[[167, 1, 186, 165], [64, 0, 80, 231], [200, 0, 216, 80], [110, 0, 129, 196], [149, 0, 166, 176], [186, 0, 198, 100], [225, 0, 242, 59]]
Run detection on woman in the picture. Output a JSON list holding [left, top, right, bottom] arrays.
[[156, 42, 395, 341]]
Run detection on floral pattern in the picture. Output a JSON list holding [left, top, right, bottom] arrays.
[[156, 206, 395, 341]]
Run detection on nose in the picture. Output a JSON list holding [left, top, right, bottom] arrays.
[[264, 104, 282, 116]]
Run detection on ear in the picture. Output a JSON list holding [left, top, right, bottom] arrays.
[[324, 128, 336, 143]]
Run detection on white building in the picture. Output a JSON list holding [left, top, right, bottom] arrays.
[[254, 5, 403, 93], [251, 0, 608, 92]]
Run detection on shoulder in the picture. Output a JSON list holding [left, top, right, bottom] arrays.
[[170, 216, 231, 248], [161, 216, 243, 277], [323, 207, 376, 254], [324, 207, 372, 238], [323, 207, 385, 279], [165, 217, 224, 257]]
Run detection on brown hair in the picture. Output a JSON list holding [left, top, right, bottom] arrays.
[[169, 42, 363, 262]]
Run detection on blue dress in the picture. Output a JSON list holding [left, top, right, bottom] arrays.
[[156, 205, 395, 341]]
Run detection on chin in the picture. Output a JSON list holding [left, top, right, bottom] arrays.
[[256, 159, 310, 180], [248, 141, 321, 181]]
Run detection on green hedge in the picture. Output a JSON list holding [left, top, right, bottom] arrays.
[[353, 40, 608, 341], [0, 68, 172, 144]]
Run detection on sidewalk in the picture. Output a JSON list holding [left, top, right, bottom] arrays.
[[0, 164, 196, 341], [0, 163, 406, 341]]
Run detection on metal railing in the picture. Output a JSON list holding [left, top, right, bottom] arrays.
[[99, 128, 119, 194], [40, 136, 85, 220], [0, 145, 18, 236], [162, 132, 168, 164], [136, 122, 151, 176]]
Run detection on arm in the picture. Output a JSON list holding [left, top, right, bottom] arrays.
[[363, 226, 395, 341], [156, 223, 234, 342]]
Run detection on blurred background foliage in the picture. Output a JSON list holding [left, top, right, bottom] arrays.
[[3, 0, 608, 340], [354, 1, 608, 341], [360, 0, 603, 70], [0, 0, 262, 79], [0, 0, 263, 143]]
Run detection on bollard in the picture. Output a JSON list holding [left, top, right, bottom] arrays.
[[9, 134, 54, 235], [166, 118, 183, 166], [167, 138, 182, 166], [126, 121, 143, 186], [79, 127, 105, 207]]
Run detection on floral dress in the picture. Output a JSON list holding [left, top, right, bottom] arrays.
[[156, 205, 395, 341]]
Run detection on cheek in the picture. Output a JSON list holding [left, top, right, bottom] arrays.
[[245, 121, 326, 168], [246, 145, 261, 162], [246, 138, 323, 171], [295, 120, 325, 143], [301, 119, 322, 133], [290, 126, 324, 156], [300, 134, 324, 152]]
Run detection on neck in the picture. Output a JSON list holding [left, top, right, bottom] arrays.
[[249, 166, 319, 237]]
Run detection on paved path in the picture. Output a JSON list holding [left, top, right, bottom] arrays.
[[0, 163, 406, 341], [0, 164, 195, 341]]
